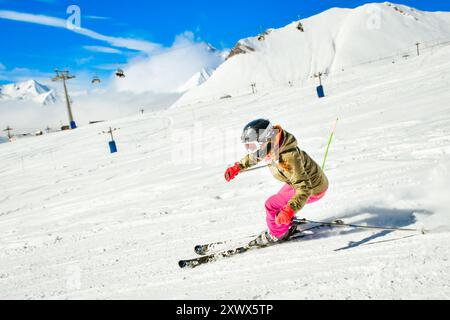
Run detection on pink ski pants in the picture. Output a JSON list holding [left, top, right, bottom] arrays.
[[265, 184, 327, 239]]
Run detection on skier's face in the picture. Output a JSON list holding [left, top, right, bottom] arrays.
[[244, 141, 271, 159], [244, 142, 262, 153]]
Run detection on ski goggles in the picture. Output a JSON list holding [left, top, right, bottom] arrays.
[[244, 141, 265, 154]]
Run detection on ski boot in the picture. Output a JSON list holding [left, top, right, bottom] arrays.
[[249, 230, 280, 247]]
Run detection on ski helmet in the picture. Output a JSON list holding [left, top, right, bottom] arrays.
[[241, 119, 274, 156]]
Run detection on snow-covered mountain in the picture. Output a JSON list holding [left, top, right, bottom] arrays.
[[175, 2, 450, 105], [0, 80, 58, 105], [176, 68, 214, 93]]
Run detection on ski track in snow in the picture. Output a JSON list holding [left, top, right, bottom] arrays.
[[1, 45, 450, 300]]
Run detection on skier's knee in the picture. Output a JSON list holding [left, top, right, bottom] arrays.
[[265, 195, 281, 212]]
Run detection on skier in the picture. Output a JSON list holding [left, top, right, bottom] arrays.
[[224, 119, 329, 246]]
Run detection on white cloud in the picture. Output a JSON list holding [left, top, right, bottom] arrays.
[[76, 56, 94, 65], [0, 90, 180, 132], [0, 10, 66, 28], [0, 10, 159, 52], [94, 64, 125, 71], [113, 32, 225, 94], [0, 10, 228, 95], [84, 45, 123, 54], [85, 15, 111, 21], [76, 27, 159, 52]]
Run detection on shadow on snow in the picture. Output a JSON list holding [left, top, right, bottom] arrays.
[[294, 207, 433, 251]]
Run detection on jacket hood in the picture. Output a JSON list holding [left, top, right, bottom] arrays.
[[270, 126, 298, 160]]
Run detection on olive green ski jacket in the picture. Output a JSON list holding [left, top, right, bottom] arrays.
[[238, 127, 329, 213]]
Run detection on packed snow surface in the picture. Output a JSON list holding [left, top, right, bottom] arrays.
[[0, 4, 450, 300]]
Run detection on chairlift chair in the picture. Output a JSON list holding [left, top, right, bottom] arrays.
[[115, 69, 126, 78], [92, 76, 101, 84]]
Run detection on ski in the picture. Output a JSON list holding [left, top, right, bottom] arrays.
[[194, 242, 228, 256], [180, 244, 256, 269], [180, 223, 329, 269], [193, 221, 333, 256], [194, 237, 255, 256]]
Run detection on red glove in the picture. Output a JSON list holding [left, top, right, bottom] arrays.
[[225, 163, 241, 182], [276, 205, 296, 226]]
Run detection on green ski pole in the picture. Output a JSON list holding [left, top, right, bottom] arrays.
[[322, 118, 339, 170]]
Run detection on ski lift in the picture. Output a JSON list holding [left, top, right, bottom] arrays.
[[115, 69, 125, 78], [91, 76, 101, 84]]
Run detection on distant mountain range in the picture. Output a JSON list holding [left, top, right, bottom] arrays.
[[0, 80, 58, 105]]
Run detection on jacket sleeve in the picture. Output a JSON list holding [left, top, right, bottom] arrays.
[[238, 154, 260, 171], [283, 152, 313, 212]]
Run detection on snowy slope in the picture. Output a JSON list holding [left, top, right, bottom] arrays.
[[0, 80, 58, 105], [176, 68, 214, 93], [175, 2, 450, 106], [0, 35, 449, 299]]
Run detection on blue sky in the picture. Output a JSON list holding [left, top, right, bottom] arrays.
[[1, 0, 449, 85]]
